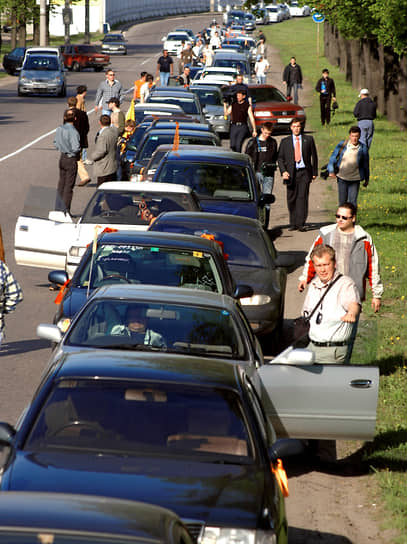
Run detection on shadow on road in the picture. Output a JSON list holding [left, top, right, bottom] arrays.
[[288, 526, 352, 543], [0, 338, 50, 356]]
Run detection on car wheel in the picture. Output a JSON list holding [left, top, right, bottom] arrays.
[[72, 61, 80, 72], [17, 88, 23, 97], [95, 66, 104, 72], [59, 84, 66, 98]]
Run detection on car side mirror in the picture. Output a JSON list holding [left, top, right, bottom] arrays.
[[269, 346, 315, 365], [234, 284, 253, 299], [0, 422, 16, 445], [48, 270, 69, 287], [37, 324, 63, 344], [269, 438, 305, 461], [259, 194, 275, 206]]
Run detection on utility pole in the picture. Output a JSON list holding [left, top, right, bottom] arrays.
[[63, 0, 72, 44], [40, 0, 47, 46], [84, 0, 90, 43]]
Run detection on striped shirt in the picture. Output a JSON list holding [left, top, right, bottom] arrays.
[[0, 261, 23, 332]]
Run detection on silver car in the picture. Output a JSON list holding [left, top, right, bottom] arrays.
[[18, 53, 66, 97]]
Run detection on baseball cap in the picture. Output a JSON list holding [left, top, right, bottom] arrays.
[[359, 88, 369, 97]]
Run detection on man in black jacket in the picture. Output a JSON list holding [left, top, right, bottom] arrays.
[[353, 88, 377, 148], [67, 96, 90, 186], [245, 122, 278, 198], [282, 57, 302, 104], [277, 118, 318, 231], [315, 69, 336, 126]]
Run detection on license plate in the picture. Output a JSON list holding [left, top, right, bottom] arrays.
[[278, 117, 292, 124]]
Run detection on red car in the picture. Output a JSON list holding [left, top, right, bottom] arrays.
[[249, 84, 306, 132], [62, 44, 110, 72]]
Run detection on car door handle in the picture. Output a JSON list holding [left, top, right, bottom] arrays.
[[350, 379, 373, 389], [19, 225, 28, 232]]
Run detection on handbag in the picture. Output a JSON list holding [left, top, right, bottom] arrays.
[[292, 274, 342, 348]]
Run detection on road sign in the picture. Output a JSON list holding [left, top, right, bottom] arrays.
[[312, 12, 325, 23]]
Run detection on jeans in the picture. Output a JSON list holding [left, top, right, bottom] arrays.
[[256, 172, 274, 195], [257, 74, 266, 85], [160, 71, 170, 86], [287, 82, 300, 104], [337, 177, 360, 207], [358, 119, 374, 149]]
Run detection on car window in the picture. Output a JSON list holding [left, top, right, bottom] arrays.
[[138, 135, 215, 162], [250, 87, 287, 103], [80, 189, 196, 226], [156, 161, 252, 200], [26, 379, 253, 459], [148, 96, 199, 115], [191, 89, 222, 107], [75, 244, 223, 294], [64, 300, 247, 360], [24, 55, 59, 71], [213, 59, 248, 74]]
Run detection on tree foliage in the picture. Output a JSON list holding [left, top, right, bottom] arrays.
[[307, 0, 407, 53]]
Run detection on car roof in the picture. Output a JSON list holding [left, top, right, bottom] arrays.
[[97, 230, 222, 254], [134, 103, 183, 111], [150, 90, 195, 99], [0, 492, 183, 540], [56, 348, 242, 389], [142, 128, 217, 138], [153, 211, 263, 230], [156, 147, 249, 163], [96, 181, 194, 194], [213, 51, 248, 60], [190, 84, 222, 92]]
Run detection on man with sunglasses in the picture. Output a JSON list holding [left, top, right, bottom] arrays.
[[298, 202, 383, 315]]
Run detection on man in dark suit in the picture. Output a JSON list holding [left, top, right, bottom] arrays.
[[277, 117, 318, 231], [91, 115, 119, 187]]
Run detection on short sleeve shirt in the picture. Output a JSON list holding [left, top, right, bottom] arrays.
[[157, 55, 173, 73]]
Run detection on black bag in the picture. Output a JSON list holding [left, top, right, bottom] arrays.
[[261, 162, 277, 176], [292, 316, 310, 348]]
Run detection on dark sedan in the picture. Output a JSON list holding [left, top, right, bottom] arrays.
[[149, 212, 287, 344], [152, 147, 274, 227], [0, 492, 193, 543], [49, 229, 250, 331], [0, 352, 293, 544], [2, 46, 26, 75]]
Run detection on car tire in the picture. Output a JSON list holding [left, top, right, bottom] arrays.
[[59, 84, 66, 98], [72, 61, 80, 72], [95, 66, 104, 72], [17, 88, 23, 97]]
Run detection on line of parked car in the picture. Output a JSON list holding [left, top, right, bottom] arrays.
[[4, 19, 379, 544]]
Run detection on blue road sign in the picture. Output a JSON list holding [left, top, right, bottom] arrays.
[[312, 12, 325, 23]]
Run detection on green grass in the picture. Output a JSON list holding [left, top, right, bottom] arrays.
[[264, 17, 407, 542]]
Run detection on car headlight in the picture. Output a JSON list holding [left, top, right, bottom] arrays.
[[296, 109, 305, 115], [20, 76, 29, 83], [239, 294, 271, 306], [57, 317, 71, 333], [254, 111, 272, 117], [199, 527, 276, 544], [68, 246, 86, 258]]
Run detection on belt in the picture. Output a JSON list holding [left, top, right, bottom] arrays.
[[231, 122, 245, 126], [311, 340, 349, 347], [296, 167, 306, 171], [62, 153, 76, 158]]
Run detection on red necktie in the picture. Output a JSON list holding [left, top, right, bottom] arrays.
[[295, 136, 301, 162]]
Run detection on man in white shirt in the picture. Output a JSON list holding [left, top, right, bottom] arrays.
[[254, 55, 269, 85]]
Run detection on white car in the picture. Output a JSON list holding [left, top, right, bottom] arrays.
[[162, 32, 193, 56], [14, 182, 200, 278], [289, 1, 311, 16], [198, 66, 242, 84], [264, 5, 283, 23]]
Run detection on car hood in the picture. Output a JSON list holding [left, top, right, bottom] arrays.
[[199, 199, 258, 220], [253, 101, 303, 113], [228, 264, 279, 296], [6, 451, 265, 527], [20, 70, 61, 79], [203, 105, 224, 115]]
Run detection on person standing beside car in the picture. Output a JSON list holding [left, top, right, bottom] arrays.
[[245, 122, 278, 198], [254, 55, 269, 85], [66, 96, 91, 187], [54, 109, 81, 213], [327, 126, 369, 207], [226, 89, 257, 152], [282, 56, 302, 104], [91, 115, 118, 187], [0, 259, 23, 348], [156, 49, 173, 87], [95, 69, 125, 116], [315, 68, 336, 126], [353, 88, 377, 149]]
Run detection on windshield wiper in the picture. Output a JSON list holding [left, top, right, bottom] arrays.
[[88, 343, 165, 351]]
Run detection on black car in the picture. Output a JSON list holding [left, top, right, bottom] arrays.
[[0, 492, 193, 544], [49, 229, 250, 330], [149, 211, 287, 343], [0, 351, 297, 544], [2, 46, 26, 75]]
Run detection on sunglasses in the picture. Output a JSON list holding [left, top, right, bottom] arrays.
[[335, 214, 352, 220]]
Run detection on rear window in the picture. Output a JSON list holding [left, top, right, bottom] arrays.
[[148, 96, 199, 115]]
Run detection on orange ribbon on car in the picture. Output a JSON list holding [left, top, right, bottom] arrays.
[[271, 459, 289, 497], [200, 233, 229, 260], [54, 279, 71, 305]]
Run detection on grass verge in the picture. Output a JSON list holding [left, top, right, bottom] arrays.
[[264, 17, 407, 543]]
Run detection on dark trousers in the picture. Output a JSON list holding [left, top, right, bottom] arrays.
[[320, 95, 331, 125], [286, 168, 311, 227], [230, 123, 249, 152], [57, 154, 78, 212], [97, 172, 116, 187]]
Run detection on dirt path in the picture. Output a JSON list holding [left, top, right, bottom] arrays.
[[264, 42, 395, 543]]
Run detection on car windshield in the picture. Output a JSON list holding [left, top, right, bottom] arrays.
[[103, 35, 123, 42], [81, 190, 196, 226], [76, 45, 99, 54], [167, 34, 189, 41], [74, 244, 223, 293], [134, 109, 179, 124], [151, 222, 271, 268], [191, 88, 222, 106], [137, 135, 215, 163], [65, 299, 246, 359], [23, 55, 58, 70], [250, 87, 287, 102], [213, 59, 248, 74], [26, 379, 252, 459], [148, 96, 199, 115], [156, 160, 253, 201]]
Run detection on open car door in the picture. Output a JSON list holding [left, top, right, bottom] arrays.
[[14, 186, 77, 270], [258, 349, 379, 441]]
